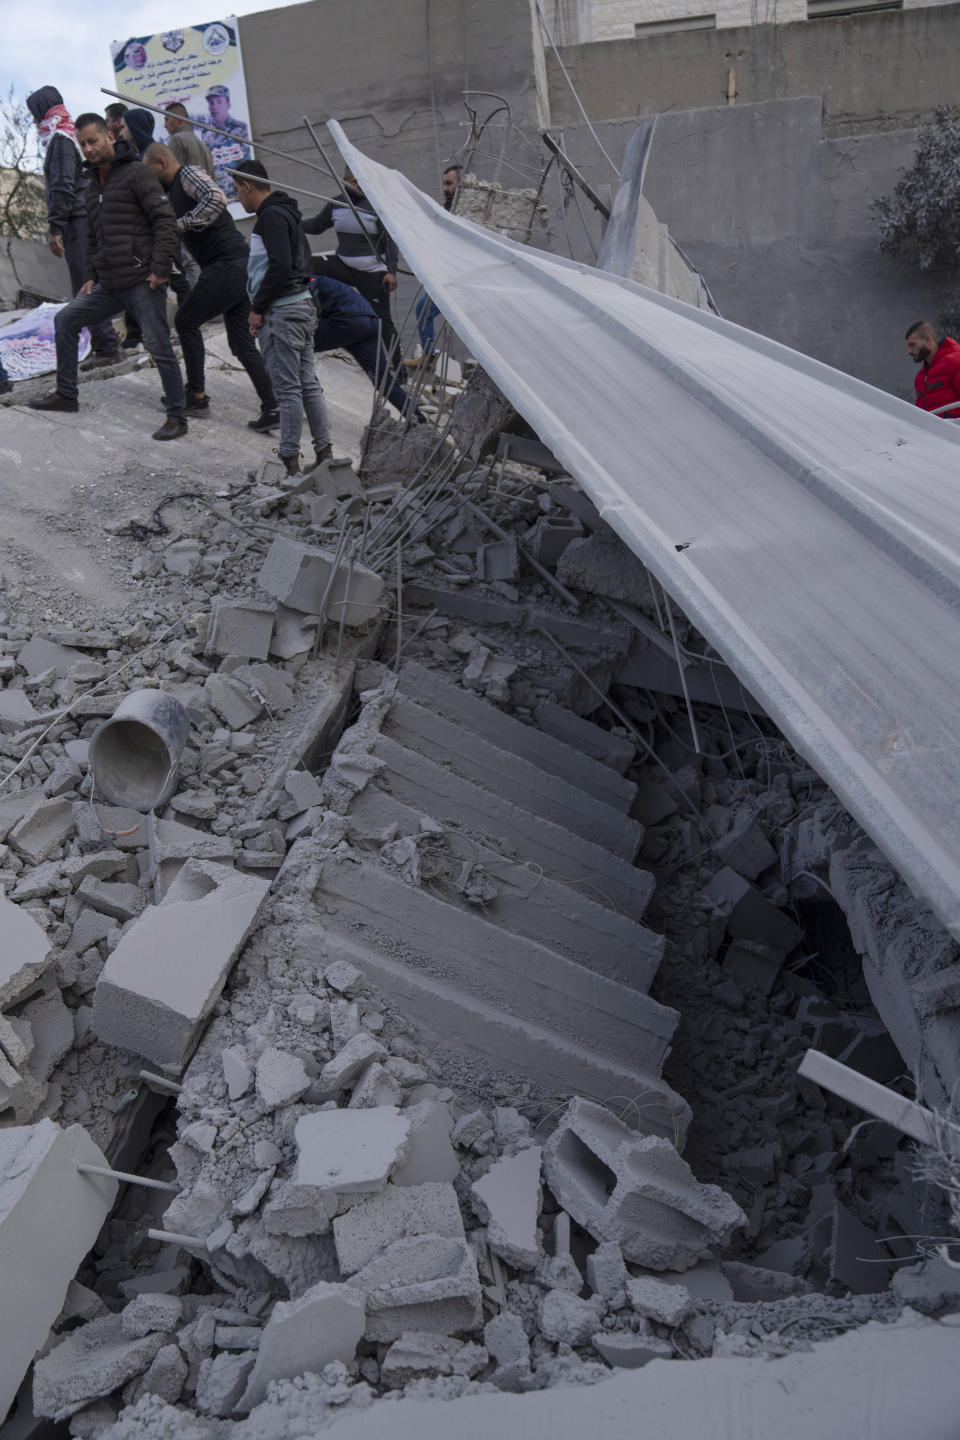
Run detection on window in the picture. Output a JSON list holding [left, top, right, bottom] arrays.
[[634, 12, 716, 34], [807, 0, 901, 16]]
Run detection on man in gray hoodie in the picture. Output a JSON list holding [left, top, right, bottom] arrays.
[[26, 85, 119, 363]]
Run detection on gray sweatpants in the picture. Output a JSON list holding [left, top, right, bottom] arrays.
[[259, 298, 330, 459]]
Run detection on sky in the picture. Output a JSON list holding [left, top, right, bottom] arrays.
[[0, 0, 304, 127]]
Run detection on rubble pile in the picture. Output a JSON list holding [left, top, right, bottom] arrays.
[[0, 362, 958, 1434]]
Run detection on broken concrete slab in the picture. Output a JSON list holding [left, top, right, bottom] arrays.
[[237, 1281, 365, 1412], [0, 894, 52, 1009], [92, 860, 270, 1070], [32, 1314, 164, 1421], [21, 989, 73, 1083], [701, 867, 802, 954], [470, 1146, 543, 1270], [627, 1274, 694, 1327], [8, 796, 75, 865], [542, 1097, 745, 1269], [259, 535, 384, 627], [205, 597, 276, 661], [380, 1332, 486, 1387], [0, 689, 38, 731], [538, 1289, 604, 1346], [333, 1182, 465, 1275], [1, 1120, 117, 1422], [76, 875, 144, 923], [204, 673, 263, 730], [321, 1032, 387, 1092], [347, 1234, 483, 1341], [294, 1106, 411, 1195], [392, 1100, 460, 1187], [147, 815, 236, 900], [16, 635, 80, 679], [255, 1048, 311, 1109]]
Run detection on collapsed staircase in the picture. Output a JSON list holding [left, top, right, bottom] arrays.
[[295, 660, 690, 1139]]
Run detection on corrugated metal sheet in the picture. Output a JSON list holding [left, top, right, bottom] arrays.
[[330, 123, 960, 941]]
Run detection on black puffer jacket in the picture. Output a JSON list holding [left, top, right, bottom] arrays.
[[82, 141, 178, 292]]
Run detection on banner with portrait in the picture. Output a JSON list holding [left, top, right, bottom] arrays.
[[109, 16, 252, 214]]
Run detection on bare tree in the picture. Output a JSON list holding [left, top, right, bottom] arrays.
[[0, 86, 47, 242]]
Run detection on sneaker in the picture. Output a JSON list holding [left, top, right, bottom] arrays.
[[28, 390, 78, 413], [313, 444, 333, 467], [185, 390, 210, 415], [247, 408, 279, 433], [152, 417, 188, 441], [79, 353, 120, 372]]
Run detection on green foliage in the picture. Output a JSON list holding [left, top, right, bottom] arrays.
[[0, 85, 47, 242]]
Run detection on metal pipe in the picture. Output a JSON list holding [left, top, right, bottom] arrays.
[[78, 1164, 180, 1194]]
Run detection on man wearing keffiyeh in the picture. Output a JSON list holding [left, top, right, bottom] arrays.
[[26, 86, 120, 363]]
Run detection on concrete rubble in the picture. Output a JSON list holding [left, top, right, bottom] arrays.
[[0, 350, 955, 1438]]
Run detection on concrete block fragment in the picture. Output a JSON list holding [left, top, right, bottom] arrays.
[[237, 1281, 365, 1412], [221, 1047, 251, 1100], [592, 1331, 673, 1367], [333, 1182, 465, 1275], [713, 817, 777, 881], [148, 816, 236, 899], [21, 989, 73, 1082], [9, 797, 75, 864], [205, 598, 276, 661], [120, 1293, 183, 1339], [348, 1062, 403, 1109], [627, 1275, 694, 1327], [526, 514, 583, 568], [33, 1315, 164, 1420], [283, 769, 324, 814], [477, 537, 519, 582], [76, 875, 144, 923], [194, 1351, 255, 1416], [587, 1241, 631, 1305], [234, 662, 295, 715], [92, 860, 270, 1069], [0, 1121, 117, 1421], [347, 1234, 483, 1341], [262, 1179, 337, 1238], [255, 1048, 311, 1109], [542, 1097, 745, 1270], [538, 1289, 604, 1346], [701, 867, 802, 953], [294, 1106, 410, 1196], [269, 605, 315, 661], [324, 958, 363, 994], [0, 894, 52, 1008], [321, 1032, 387, 1091], [471, 1146, 542, 1270], [484, 1310, 530, 1369], [380, 1332, 486, 1386], [0, 689, 37, 730], [393, 1100, 459, 1186], [259, 536, 384, 627], [67, 908, 114, 956], [133, 1342, 188, 1404], [724, 938, 784, 995], [204, 673, 263, 730], [17, 636, 80, 679]]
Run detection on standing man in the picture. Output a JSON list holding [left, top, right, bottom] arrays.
[[26, 86, 119, 366], [303, 170, 399, 364], [201, 85, 251, 201], [163, 103, 216, 176], [234, 161, 331, 476], [145, 144, 277, 427], [412, 164, 461, 362], [28, 114, 187, 440], [104, 102, 127, 139], [104, 102, 141, 351], [906, 320, 960, 417]]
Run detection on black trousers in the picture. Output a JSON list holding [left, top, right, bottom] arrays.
[[174, 259, 276, 409], [60, 214, 120, 356], [311, 254, 398, 366], [314, 314, 412, 415]]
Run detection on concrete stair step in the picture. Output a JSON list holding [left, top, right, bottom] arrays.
[[382, 695, 642, 861], [346, 787, 663, 989], [321, 932, 690, 1142], [316, 855, 677, 1074], [394, 661, 637, 813], [369, 734, 654, 923]]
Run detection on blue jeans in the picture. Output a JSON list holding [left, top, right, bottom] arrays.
[[259, 298, 330, 459], [314, 314, 414, 415], [415, 293, 440, 353], [55, 281, 185, 418]]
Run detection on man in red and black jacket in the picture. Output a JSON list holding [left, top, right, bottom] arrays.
[[28, 113, 187, 440], [906, 320, 960, 418]]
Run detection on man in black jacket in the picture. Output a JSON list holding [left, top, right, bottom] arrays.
[[145, 144, 277, 428], [28, 114, 187, 440], [26, 86, 119, 364], [235, 161, 331, 476]]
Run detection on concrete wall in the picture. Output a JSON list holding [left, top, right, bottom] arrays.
[[547, 4, 960, 133], [586, 0, 954, 41], [555, 100, 943, 399], [0, 239, 72, 309]]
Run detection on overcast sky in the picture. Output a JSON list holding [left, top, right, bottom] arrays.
[[0, 0, 303, 125]]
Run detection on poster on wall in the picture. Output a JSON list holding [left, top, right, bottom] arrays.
[[109, 16, 253, 214]]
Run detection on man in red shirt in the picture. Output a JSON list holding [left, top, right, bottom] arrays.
[[906, 320, 960, 417]]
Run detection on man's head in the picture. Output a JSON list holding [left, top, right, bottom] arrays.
[[206, 85, 230, 128], [234, 158, 270, 213], [442, 165, 461, 206], [76, 113, 114, 165], [164, 101, 189, 135], [145, 142, 179, 188], [906, 320, 939, 365], [104, 102, 127, 139]]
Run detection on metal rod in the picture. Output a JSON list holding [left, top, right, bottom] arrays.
[[541, 132, 611, 220], [147, 1228, 206, 1247], [665, 591, 702, 754], [227, 170, 338, 207], [798, 1049, 954, 1149], [395, 538, 403, 670], [139, 1069, 183, 1094], [302, 116, 385, 269], [78, 1164, 180, 1194]]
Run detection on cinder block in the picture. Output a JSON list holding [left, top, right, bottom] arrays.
[[205, 598, 276, 661], [542, 1097, 745, 1270], [346, 1234, 483, 1341], [237, 1282, 365, 1412], [92, 860, 270, 1069], [525, 514, 583, 569], [148, 816, 236, 900], [258, 536, 384, 627], [0, 894, 53, 1008], [1, 1121, 117, 1421]]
